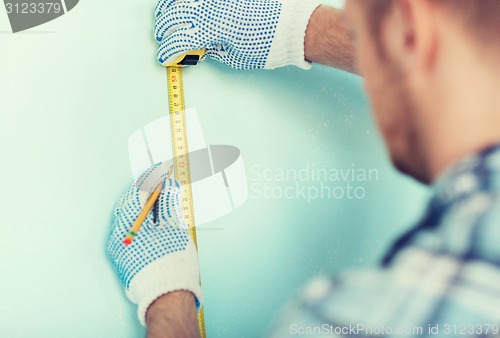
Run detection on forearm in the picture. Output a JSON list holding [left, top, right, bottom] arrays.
[[146, 291, 200, 338], [305, 5, 357, 74]]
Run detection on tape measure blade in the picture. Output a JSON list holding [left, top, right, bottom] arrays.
[[167, 66, 206, 338], [167, 67, 196, 231]]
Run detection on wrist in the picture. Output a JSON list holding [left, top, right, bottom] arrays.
[[146, 291, 197, 323], [265, 0, 320, 69], [304, 5, 357, 72], [305, 5, 326, 63], [125, 240, 204, 326], [146, 291, 200, 338]]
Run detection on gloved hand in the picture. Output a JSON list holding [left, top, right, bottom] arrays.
[[154, 0, 320, 69], [107, 162, 203, 326]]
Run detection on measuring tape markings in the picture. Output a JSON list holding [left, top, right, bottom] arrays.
[[167, 66, 207, 338]]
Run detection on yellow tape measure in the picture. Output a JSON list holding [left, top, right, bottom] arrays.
[[167, 67, 198, 242], [166, 50, 206, 338]]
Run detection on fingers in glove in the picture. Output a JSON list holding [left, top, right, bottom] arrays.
[[155, 0, 199, 17], [136, 161, 173, 193], [155, 2, 199, 42], [156, 178, 186, 229], [158, 27, 203, 65], [205, 45, 250, 69]]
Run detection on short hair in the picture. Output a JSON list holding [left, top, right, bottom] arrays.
[[359, 0, 500, 49]]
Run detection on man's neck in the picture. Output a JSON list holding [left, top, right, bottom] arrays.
[[420, 40, 500, 182]]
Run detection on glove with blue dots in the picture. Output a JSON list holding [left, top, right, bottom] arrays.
[[154, 0, 320, 69], [107, 162, 203, 326]]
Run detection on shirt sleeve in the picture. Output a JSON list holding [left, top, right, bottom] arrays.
[[267, 270, 409, 338], [267, 245, 500, 337]]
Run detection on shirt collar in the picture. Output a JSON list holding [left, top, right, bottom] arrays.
[[432, 144, 500, 205], [382, 144, 500, 266]]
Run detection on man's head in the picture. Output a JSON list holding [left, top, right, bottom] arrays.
[[344, 0, 500, 183]]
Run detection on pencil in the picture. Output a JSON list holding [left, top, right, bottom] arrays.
[[124, 165, 174, 246]]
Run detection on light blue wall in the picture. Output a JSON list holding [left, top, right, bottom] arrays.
[[0, 1, 428, 337]]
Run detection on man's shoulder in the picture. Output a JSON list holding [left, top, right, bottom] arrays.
[[438, 190, 500, 263], [269, 245, 500, 337]]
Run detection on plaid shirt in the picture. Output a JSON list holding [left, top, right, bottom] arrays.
[[269, 145, 500, 337]]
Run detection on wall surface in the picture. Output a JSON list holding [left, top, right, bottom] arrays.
[[0, 1, 428, 337]]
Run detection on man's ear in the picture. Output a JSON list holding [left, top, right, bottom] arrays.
[[381, 0, 437, 72]]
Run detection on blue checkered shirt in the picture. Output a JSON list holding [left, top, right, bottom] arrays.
[[269, 145, 500, 337]]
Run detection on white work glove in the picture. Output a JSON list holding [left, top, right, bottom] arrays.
[[106, 162, 203, 326], [154, 0, 320, 69]]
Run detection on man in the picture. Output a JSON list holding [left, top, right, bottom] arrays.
[[107, 0, 500, 337]]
